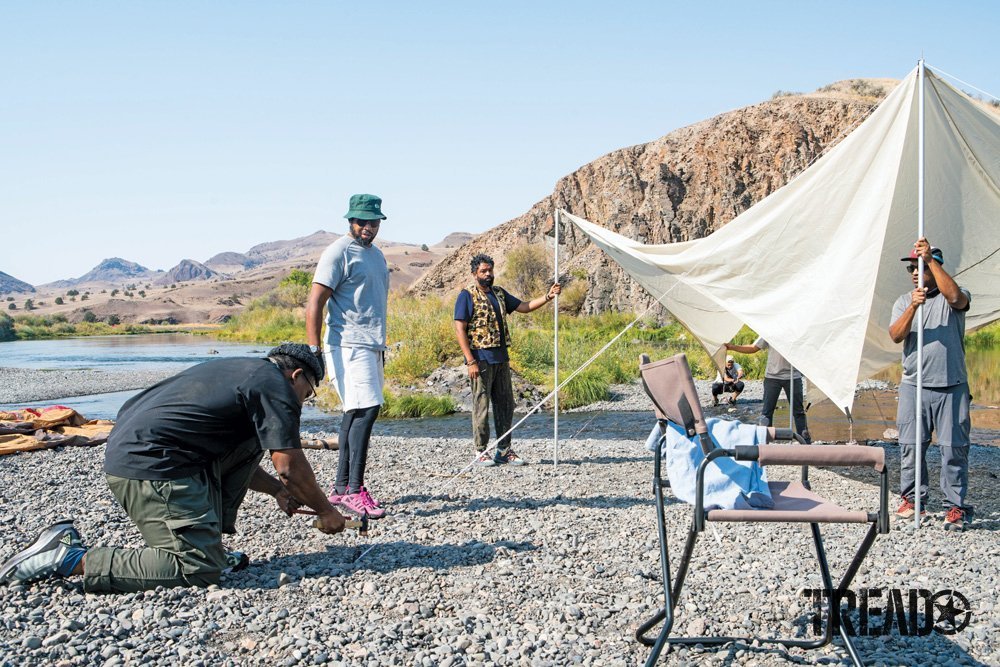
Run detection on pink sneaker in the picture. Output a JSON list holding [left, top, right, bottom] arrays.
[[359, 486, 382, 508], [337, 488, 386, 519], [327, 487, 347, 505]]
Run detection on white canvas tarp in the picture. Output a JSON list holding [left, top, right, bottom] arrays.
[[566, 65, 1000, 414]]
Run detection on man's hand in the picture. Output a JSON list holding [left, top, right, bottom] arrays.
[[314, 509, 346, 535], [467, 360, 481, 380], [910, 286, 928, 308], [274, 488, 300, 516], [547, 283, 562, 301], [913, 237, 933, 263]]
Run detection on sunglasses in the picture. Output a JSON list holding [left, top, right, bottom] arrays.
[[905, 264, 929, 274], [352, 219, 381, 227], [293, 371, 317, 400]]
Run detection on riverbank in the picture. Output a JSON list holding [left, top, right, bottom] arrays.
[[2, 432, 999, 665], [0, 367, 176, 404]]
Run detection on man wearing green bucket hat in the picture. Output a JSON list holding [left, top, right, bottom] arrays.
[[306, 194, 390, 519]]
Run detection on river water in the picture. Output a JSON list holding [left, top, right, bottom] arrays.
[[2, 334, 998, 444]]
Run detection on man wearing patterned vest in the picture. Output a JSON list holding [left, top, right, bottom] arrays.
[[454, 253, 561, 466]]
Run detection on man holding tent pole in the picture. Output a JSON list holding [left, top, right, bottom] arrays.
[[454, 253, 560, 467], [889, 238, 973, 531]]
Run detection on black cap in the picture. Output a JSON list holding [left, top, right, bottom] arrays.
[[267, 343, 325, 386]]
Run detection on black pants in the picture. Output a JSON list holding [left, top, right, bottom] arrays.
[[335, 404, 380, 493], [760, 377, 810, 441]]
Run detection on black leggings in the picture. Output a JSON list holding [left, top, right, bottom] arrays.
[[760, 377, 810, 441], [335, 404, 381, 493]]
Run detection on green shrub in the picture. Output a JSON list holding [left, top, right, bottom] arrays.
[[0, 313, 14, 341], [502, 244, 551, 299], [381, 390, 456, 418]]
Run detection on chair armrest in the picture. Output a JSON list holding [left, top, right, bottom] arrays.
[[754, 444, 885, 472]]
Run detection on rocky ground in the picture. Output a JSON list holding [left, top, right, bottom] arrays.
[[0, 368, 175, 405], [2, 430, 999, 666], [3, 367, 999, 665]]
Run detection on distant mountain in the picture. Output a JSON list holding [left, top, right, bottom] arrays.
[[0, 271, 35, 294], [204, 251, 256, 273], [41, 257, 163, 288], [433, 232, 477, 248], [156, 259, 220, 286], [243, 230, 342, 266]]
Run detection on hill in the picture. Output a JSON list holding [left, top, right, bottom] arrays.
[[412, 79, 897, 313], [0, 271, 35, 295]]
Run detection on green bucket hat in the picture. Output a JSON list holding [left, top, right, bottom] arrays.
[[344, 193, 387, 221]]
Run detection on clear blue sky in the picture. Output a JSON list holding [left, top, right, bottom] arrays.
[[3, 1, 999, 285]]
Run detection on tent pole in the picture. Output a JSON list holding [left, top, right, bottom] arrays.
[[554, 208, 560, 467], [915, 59, 926, 529], [789, 369, 795, 432]]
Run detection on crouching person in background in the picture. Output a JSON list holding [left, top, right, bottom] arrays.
[[0, 343, 346, 592]]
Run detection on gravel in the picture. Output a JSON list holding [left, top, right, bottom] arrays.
[[2, 431, 999, 666], [0, 367, 175, 405], [2, 367, 998, 664]]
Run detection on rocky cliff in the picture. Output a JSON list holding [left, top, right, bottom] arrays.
[[412, 79, 895, 313]]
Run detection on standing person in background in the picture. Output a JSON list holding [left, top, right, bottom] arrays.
[[306, 194, 390, 520], [888, 238, 973, 531], [724, 338, 811, 443], [454, 253, 560, 467]]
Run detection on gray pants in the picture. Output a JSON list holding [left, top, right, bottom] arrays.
[[897, 383, 971, 509], [84, 437, 263, 593], [470, 361, 514, 455]]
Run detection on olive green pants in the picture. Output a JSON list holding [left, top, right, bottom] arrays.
[[84, 438, 264, 593], [470, 361, 514, 455]]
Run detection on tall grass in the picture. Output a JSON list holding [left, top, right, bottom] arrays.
[[314, 385, 455, 418], [9, 313, 157, 339]]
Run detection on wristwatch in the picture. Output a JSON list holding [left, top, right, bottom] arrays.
[[309, 345, 322, 355]]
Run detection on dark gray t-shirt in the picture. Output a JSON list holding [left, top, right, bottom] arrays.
[[104, 358, 301, 481], [313, 235, 390, 350], [892, 288, 970, 387]]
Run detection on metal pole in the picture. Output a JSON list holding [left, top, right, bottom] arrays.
[[789, 368, 795, 432], [915, 59, 926, 529], [553, 208, 560, 466]]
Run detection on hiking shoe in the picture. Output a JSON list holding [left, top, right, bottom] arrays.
[[497, 450, 527, 466], [895, 497, 927, 519], [223, 551, 250, 574], [0, 520, 82, 586], [336, 488, 386, 520], [327, 487, 348, 505], [474, 450, 497, 467], [360, 486, 383, 508], [943, 506, 971, 532]]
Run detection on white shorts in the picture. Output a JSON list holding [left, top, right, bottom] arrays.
[[324, 346, 385, 411]]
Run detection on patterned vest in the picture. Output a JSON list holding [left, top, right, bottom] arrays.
[[464, 283, 512, 350]]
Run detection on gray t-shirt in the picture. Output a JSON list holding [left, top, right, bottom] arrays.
[[753, 338, 801, 381], [891, 288, 970, 387], [313, 235, 390, 350]]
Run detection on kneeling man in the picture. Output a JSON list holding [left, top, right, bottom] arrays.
[[1, 343, 346, 592]]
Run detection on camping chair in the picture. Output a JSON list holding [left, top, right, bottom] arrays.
[[635, 353, 888, 667]]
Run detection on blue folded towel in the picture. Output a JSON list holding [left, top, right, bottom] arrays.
[[645, 418, 773, 510]]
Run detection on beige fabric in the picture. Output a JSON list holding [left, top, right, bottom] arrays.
[[566, 65, 1000, 414], [707, 481, 871, 523], [757, 444, 885, 472], [0, 407, 113, 456]]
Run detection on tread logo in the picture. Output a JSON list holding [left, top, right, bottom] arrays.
[[801, 588, 972, 636]]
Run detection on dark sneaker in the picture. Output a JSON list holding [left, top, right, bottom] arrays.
[[0, 520, 81, 586], [712, 396, 719, 407], [943, 506, 971, 532], [496, 450, 527, 466], [474, 451, 497, 467], [223, 551, 250, 574], [895, 496, 927, 519]]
